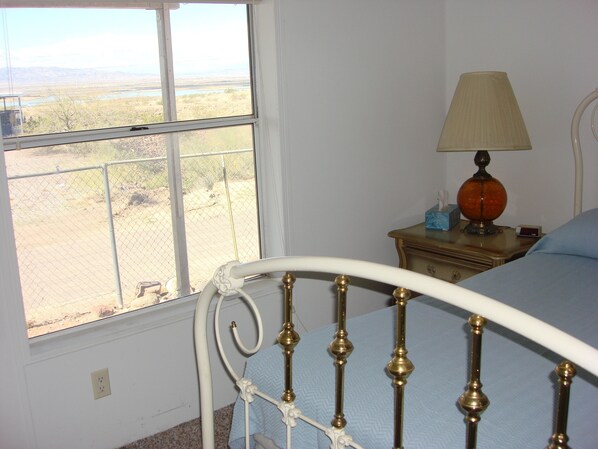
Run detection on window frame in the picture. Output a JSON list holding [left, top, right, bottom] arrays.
[[1, 2, 259, 150], [0, 0, 283, 344]]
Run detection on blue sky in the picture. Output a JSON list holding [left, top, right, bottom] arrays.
[[0, 4, 249, 75]]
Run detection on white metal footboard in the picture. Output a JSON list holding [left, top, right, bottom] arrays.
[[194, 256, 598, 449], [571, 87, 598, 217]]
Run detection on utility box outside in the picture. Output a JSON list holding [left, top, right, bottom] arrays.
[[0, 94, 23, 137]]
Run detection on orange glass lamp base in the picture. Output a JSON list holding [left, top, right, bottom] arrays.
[[457, 176, 507, 235]]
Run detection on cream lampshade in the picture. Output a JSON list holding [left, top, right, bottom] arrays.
[[437, 71, 531, 235]]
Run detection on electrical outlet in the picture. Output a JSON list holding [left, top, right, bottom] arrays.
[[91, 368, 111, 400]]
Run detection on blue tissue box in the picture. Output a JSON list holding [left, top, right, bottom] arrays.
[[425, 204, 460, 231]]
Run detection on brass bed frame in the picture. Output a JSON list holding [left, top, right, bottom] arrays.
[[196, 257, 598, 449], [194, 88, 598, 449]]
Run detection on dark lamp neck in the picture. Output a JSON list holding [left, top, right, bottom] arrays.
[[472, 150, 492, 179]]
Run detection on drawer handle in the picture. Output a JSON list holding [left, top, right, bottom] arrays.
[[426, 264, 436, 276], [451, 270, 462, 282]]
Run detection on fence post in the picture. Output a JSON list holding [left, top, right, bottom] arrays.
[[221, 155, 239, 260], [102, 164, 124, 309]]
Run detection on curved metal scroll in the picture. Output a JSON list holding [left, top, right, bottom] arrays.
[[571, 88, 598, 216], [214, 287, 265, 381]]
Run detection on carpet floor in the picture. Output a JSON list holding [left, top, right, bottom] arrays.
[[118, 404, 233, 449]]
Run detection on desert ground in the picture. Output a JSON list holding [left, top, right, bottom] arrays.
[[5, 147, 259, 337]]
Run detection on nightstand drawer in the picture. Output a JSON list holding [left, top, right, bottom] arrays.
[[389, 222, 537, 285], [406, 252, 482, 283]]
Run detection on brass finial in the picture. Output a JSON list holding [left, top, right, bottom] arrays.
[[387, 287, 414, 385], [546, 361, 577, 449], [459, 314, 489, 449], [278, 272, 300, 403], [330, 275, 353, 429], [386, 287, 413, 449]]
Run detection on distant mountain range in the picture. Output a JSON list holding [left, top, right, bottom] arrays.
[[0, 66, 157, 87], [1, 66, 248, 90]]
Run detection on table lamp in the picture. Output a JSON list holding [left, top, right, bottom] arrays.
[[437, 71, 531, 235]]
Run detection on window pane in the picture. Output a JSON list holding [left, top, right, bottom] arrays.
[[1, 7, 160, 135], [0, 4, 252, 137], [5, 126, 259, 337], [171, 4, 253, 120]]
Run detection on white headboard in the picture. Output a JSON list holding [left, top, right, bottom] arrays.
[[571, 88, 598, 216]]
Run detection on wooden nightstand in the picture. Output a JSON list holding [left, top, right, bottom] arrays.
[[388, 221, 538, 284]]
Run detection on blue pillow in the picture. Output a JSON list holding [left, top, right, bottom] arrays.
[[527, 208, 598, 259]]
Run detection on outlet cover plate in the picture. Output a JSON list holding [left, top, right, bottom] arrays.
[[91, 368, 111, 400]]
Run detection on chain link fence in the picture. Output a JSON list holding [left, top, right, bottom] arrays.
[[8, 148, 259, 337]]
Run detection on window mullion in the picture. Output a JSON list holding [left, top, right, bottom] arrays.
[[2, 117, 258, 152], [1, 1, 258, 7], [156, 5, 191, 297]]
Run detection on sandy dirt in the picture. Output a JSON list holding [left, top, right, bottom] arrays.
[[4, 149, 259, 337]]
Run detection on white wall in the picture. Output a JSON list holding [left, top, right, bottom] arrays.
[[0, 1, 446, 448], [277, 0, 446, 329], [444, 0, 598, 232], [0, 141, 36, 449], [281, 0, 446, 259]]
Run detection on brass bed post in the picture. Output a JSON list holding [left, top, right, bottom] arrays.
[[546, 361, 577, 449], [459, 314, 490, 449], [329, 275, 354, 429], [278, 272, 301, 403], [386, 287, 414, 449]]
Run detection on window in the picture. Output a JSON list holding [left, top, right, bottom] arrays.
[[1, 1, 262, 338]]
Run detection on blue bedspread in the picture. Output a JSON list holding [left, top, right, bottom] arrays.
[[229, 249, 598, 449]]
